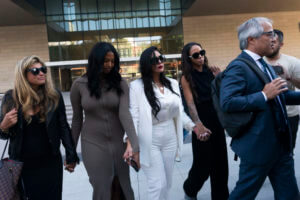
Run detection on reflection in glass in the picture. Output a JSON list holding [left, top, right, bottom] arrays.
[[45, 0, 189, 89]]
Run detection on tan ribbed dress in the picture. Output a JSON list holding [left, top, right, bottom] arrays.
[[70, 76, 139, 200]]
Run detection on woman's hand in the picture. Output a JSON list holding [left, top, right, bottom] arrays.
[[210, 66, 221, 77], [123, 139, 133, 165], [64, 161, 76, 173], [193, 122, 212, 141], [0, 108, 18, 131], [123, 139, 140, 170]]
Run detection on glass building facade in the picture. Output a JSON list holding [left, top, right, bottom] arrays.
[[25, 0, 194, 90]]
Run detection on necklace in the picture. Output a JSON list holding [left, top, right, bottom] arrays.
[[155, 83, 164, 91]]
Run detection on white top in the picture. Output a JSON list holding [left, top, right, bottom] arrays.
[[152, 85, 180, 125], [129, 78, 195, 167], [264, 54, 300, 117]]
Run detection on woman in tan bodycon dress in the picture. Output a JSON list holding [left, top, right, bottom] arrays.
[[70, 42, 140, 200]]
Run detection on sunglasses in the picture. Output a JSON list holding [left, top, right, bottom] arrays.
[[150, 55, 165, 65], [262, 31, 275, 38], [26, 66, 47, 76], [189, 50, 206, 59]]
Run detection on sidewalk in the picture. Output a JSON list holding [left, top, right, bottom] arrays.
[[62, 134, 300, 200]]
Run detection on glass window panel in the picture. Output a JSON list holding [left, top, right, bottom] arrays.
[[125, 18, 131, 28], [165, 0, 171, 9], [165, 9, 171, 15], [101, 19, 108, 30], [149, 17, 154, 27], [45, 0, 63, 15], [166, 16, 172, 26], [80, 0, 97, 13], [89, 20, 97, 30], [77, 20, 82, 31], [160, 0, 165, 9], [149, 10, 160, 17], [119, 18, 125, 29], [142, 17, 149, 27], [83, 20, 89, 31], [136, 11, 148, 17], [98, 0, 114, 12], [63, 0, 80, 14], [115, 0, 131, 11], [154, 17, 160, 27], [137, 18, 143, 28], [132, 0, 148, 10], [108, 19, 114, 29], [149, 0, 160, 10], [132, 17, 137, 28], [64, 21, 69, 32], [170, 0, 181, 9], [160, 17, 166, 27], [170, 9, 181, 15]]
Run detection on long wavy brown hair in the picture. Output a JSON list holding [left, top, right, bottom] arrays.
[[13, 56, 59, 123]]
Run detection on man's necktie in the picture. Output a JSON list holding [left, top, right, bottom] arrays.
[[258, 58, 288, 131], [258, 58, 272, 81]]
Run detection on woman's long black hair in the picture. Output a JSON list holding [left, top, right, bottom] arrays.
[[140, 46, 178, 118], [86, 42, 123, 99], [181, 42, 209, 98]]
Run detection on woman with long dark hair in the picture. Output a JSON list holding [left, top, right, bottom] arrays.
[[0, 55, 79, 199], [70, 42, 139, 200], [129, 46, 207, 200], [180, 42, 229, 200]]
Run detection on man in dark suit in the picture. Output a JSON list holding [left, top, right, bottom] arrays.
[[220, 17, 300, 200]]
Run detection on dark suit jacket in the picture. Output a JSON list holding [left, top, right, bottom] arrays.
[[0, 90, 79, 164], [220, 51, 300, 165]]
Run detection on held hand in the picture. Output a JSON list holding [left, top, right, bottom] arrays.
[[209, 66, 221, 77], [64, 161, 76, 173], [262, 78, 288, 100], [123, 140, 133, 165], [193, 123, 212, 141], [0, 108, 18, 130]]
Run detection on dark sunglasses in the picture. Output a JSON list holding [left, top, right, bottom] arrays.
[[150, 55, 165, 65], [26, 66, 47, 76], [189, 50, 206, 59]]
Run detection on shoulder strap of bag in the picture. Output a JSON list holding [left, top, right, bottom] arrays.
[[236, 58, 269, 84], [1, 140, 9, 160]]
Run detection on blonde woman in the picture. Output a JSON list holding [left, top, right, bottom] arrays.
[[0, 56, 79, 200]]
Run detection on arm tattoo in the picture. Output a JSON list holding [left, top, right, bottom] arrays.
[[187, 102, 201, 123]]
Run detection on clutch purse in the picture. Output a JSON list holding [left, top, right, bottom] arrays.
[[0, 140, 23, 200]]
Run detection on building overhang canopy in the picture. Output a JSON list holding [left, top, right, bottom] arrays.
[[0, 0, 43, 26]]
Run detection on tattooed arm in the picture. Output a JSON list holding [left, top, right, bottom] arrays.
[[181, 76, 211, 140]]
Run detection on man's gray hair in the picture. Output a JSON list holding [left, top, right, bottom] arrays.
[[238, 17, 273, 50]]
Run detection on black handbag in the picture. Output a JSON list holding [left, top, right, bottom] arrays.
[[0, 140, 23, 200]]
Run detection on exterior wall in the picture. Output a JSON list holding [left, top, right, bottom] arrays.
[[183, 11, 300, 69], [0, 24, 49, 92]]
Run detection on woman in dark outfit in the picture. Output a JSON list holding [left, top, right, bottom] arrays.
[[0, 56, 79, 200], [180, 42, 229, 200]]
